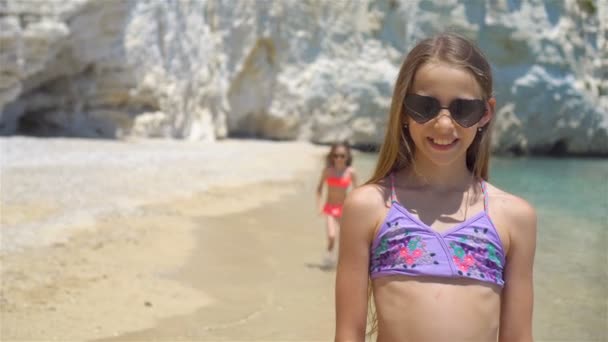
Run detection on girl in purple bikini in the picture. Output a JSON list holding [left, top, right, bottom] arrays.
[[335, 33, 537, 341]]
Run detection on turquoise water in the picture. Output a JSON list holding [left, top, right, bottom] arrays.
[[355, 154, 608, 341], [490, 158, 607, 224]]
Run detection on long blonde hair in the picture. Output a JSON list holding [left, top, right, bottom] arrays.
[[365, 33, 495, 336], [367, 33, 494, 185]]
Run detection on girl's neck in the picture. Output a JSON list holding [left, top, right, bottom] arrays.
[[401, 155, 473, 191]]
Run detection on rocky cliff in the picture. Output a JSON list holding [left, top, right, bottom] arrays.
[[1, 0, 606, 155]]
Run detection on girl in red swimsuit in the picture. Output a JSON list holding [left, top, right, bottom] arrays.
[[316, 142, 358, 268]]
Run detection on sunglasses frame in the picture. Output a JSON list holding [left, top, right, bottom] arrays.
[[403, 93, 487, 128]]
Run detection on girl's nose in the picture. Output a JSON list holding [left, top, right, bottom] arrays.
[[434, 109, 456, 131]]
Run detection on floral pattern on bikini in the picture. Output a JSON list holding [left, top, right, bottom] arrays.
[[448, 227, 503, 283], [371, 221, 439, 272]]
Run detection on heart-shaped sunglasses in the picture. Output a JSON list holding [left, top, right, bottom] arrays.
[[403, 94, 487, 128]]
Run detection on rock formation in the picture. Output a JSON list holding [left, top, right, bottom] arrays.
[[1, 0, 606, 155]]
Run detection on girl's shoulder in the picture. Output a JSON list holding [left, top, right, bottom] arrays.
[[483, 181, 537, 246], [344, 179, 391, 213], [342, 182, 391, 240], [483, 182, 536, 218]]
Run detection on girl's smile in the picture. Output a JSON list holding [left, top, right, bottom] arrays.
[[427, 137, 460, 151]]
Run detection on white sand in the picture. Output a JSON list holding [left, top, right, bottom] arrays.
[[1, 136, 326, 254]]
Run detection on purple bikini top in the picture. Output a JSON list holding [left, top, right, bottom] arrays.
[[369, 174, 506, 287]]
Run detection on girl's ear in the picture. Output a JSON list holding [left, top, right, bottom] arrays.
[[479, 97, 496, 128]]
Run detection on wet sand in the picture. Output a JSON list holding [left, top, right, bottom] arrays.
[[99, 179, 336, 341]]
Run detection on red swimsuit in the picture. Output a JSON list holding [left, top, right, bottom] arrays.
[[323, 169, 352, 218]]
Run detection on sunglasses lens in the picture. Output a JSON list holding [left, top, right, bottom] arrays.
[[404, 94, 440, 124], [333, 154, 345, 159], [449, 99, 486, 128]]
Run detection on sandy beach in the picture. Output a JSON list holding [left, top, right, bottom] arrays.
[[3, 137, 606, 341], [1, 137, 334, 341]]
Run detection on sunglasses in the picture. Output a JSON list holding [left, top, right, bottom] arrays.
[[403, 94, 486, 128], [332, 154, 346, 159]]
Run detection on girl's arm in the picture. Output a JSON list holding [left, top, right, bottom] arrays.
[[316, 168, 327, 214], [335, 186, 381, 341], [350, 167, 359, 188], [498, 197, 537, 342]]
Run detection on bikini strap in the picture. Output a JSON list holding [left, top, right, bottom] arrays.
[[390, 173, 398, 204], [480, 180, 489, 213]]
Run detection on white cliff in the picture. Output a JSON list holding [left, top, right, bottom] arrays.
[[0, 0, 606, 155]]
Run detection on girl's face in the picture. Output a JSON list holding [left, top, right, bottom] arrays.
[[332, 146, 348, 167], [406, 62, 493, 167]]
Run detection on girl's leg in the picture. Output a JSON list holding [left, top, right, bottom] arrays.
[[323, 215, 340, 268], [326, 215, 339, 252], [332, 216, 341, 260]]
